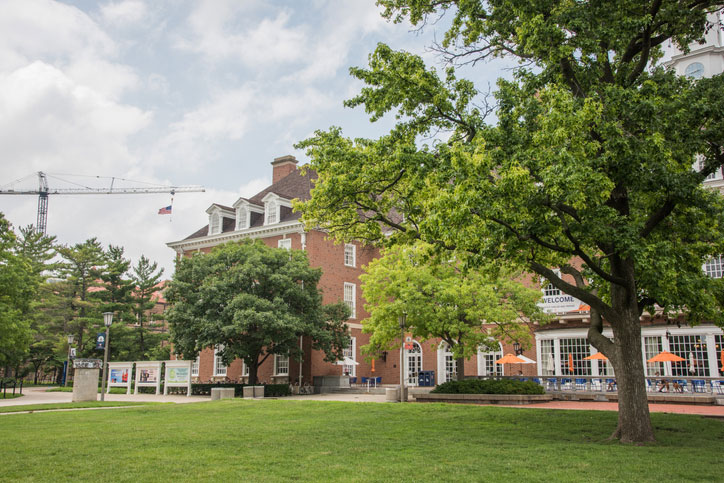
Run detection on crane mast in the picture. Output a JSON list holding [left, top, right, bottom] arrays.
[[0, 171, 205, 234]]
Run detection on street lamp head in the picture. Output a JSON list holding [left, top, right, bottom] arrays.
[[67, 335, 74, 344], [513, 341, 522, 355], [399, 312, 407, 329], [103, 312, 114, 327]]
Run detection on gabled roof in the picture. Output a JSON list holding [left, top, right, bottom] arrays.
[[182, 166, 317, 241]]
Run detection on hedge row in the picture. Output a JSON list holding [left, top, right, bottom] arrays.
[[431, 379, 545, 395]]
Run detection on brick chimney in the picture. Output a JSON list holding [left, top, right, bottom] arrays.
[[271, 155, 298, 184]]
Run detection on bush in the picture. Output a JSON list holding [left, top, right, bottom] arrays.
[[431, 378, 545, 395]]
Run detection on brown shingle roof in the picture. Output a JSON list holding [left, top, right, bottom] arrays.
[[182, 166, 317, 241]]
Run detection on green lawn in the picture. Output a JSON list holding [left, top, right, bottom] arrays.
[[1, 400, 722, 482], [0, 393, 23, 399]]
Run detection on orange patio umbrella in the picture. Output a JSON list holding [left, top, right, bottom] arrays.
[[647, 351, 686, 363], [496, 353, 526, 364], [583, 352, 608, 361]]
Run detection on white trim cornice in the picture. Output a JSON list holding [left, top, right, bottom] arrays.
[[167, 220, 305, 253]]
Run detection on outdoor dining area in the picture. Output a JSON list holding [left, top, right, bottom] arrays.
[[492, 351, 724, 395]]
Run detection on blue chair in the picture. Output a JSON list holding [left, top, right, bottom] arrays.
[[349, 377, 357, 384], [713, 381, 724, 394], [691, 379, 706, 393], [546, 378, 557, 390], [532, 378, 542, 385], [561, 378, 572, 390], [574, 378, 586, 390], [374, 377, 382, 386], [361, 377, 368, 384], [606, 379, 617, 391]]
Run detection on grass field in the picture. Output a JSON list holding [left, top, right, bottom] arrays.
[[1, 400, 722, 482]]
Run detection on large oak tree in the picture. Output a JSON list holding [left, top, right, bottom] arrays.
[[296, 2, 724, 442]]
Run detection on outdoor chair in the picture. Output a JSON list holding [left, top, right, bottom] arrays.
[[713, 381, 724, 394], [574, 378, 586, 390], [591, 378, 603, 391], [532, 378, 542, 385], [561, 378, 572, 390], [672, 380, 687, 393], [691, 379, 707, 393], [605, 379, 617, 391], [546, 378, 558, 390]]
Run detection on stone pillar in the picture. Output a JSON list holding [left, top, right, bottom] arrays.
[[72, 358, 102, 402]]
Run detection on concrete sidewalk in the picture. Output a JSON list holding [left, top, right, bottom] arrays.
[[3, 386, 724, 418], [0, 386, 210, 408]]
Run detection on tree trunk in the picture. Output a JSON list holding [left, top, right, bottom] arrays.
[[603, 257, 656, 443], [456, 357, 465, 380], [248, 363, 259, 386], [608, 313, 655, 443]]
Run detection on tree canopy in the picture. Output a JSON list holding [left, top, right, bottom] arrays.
[[166, 240, 350, 385], [296, 2, 724, 443], [361, 243, 548, 378]]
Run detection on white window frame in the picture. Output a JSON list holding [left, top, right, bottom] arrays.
[[704, 255, 724, 279], [213, 345, 227, 377], [191, 356, 200, 377], [405, 340, 422, 386], [695, 155, 723, 181], [265, 200, 278, 225], [344, 244, 356, 267], [274, 354, 289, 376], [477, 343, 503, 377], [437, 342, 456, 383], [542, 269, 562, 297], [278, 238, 292, 250], [343, 337, 356, 377], [236, 207, 248, 230], [209, 212, 221, 236], [343, 282, 356, 319], [242, 360, 249, 377]]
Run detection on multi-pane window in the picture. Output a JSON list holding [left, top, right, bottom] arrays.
[[343, 283, 356, 319], [696, 156, 722, 181], [644, 336, 663, 376], [265, 201, 277, 225], [242, 361, 249, 377], [213, 345, 227, 377], [191, 356, 199, 377], [278, 238, 291, 250], [406, 341, 422, 385], [443, 344, 456, 382], [478, 344, 503, 376], [237, 208, 248, 230], [540, 339, 555, 376], [716, 335, 723, 377], [704, 255, 724, 278], [543, 269, 562, 297], [344, 244, 356, 267], [560, 338, 591, 376], [209, 213, 221, 235], [275, 354, 289, 376], [343, 337, 356, 377], [669, 335, 710, 377]]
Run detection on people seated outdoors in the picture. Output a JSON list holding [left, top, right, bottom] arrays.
[[673, 381, 684, 393], [606, 379, 616, 391], [655, 373, 670, 392]]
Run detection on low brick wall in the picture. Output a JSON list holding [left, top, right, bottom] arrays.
[[413, 393, 553, 405]]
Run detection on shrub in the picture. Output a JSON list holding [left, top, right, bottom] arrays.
[[431, 378, 545, 395]]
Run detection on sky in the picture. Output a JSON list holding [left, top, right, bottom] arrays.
[[0, 0, 513, 277]]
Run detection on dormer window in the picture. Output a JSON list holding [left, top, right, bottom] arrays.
[[237, 207, 248, 230], [209, 212, 221, 235], [265, 200, 278, 225]]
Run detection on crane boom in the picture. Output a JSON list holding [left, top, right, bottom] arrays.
[[0, 171, 205, 233]]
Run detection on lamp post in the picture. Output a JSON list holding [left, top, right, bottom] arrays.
[[100, 312, 113, 402], [64, 335, 74, 387], [399, 312, 407, 403]]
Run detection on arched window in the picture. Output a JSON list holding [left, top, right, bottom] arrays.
[[209, 212, 221, 235], [405, 341, 422, 386], [437, 342, 456, 383], [477, 343, 503, 376], [265, 201, 277, 225], [237, 207, 248, 230]]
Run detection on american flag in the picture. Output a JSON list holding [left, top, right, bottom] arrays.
[[158, 205, 172, 215]]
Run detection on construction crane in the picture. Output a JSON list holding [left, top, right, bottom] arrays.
[[0, 171, 205, 233]]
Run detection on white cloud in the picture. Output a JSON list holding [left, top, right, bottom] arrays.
[[0, 61, 151, 181], [100, 0, 148, 26], [0, 0, 115, 71]]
